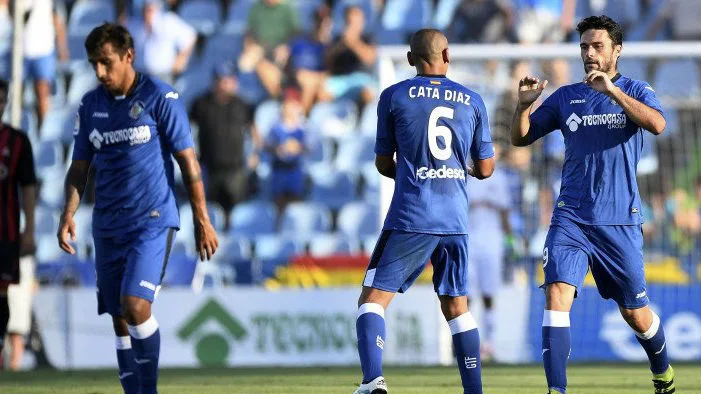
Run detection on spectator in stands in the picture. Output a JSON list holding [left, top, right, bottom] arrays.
[[247, 0, 299, 53], [266, 88, 307, 216], [287, 4, 333, 113], [0, 79, 37, 371], [238, 32, 284, 101], [320, 5, 377, 106], [18, 0, 69, 131], [189, 62, 260, 229], [126, 0, 197, 83], [448, 0, 516, 44], [516, 0, 576, 44]]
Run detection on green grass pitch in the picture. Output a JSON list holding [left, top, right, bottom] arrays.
[[1, 364, 699, 393]]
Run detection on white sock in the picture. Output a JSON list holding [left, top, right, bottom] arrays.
[[127, 315, 159, 339]]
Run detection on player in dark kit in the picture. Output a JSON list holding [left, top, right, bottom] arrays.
[[510, 16, 674, 394], [353, 29, 495, 394], [0, 79, 37, 364], [57, 24, 218, 393]]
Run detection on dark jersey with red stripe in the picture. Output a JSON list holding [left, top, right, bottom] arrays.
[[0, 125, 36, 243]]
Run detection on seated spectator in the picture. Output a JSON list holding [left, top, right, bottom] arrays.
[[320, 5, 377, 106], [266, 88, 307, 215], [287, 4, 333, 113], [448, 0, 516, 44], [238, 33, 283, 102], [516, 0, 575, 44], [247, 0, 299, 53], [189, 62, 260, 228], [649, 0, 701, 41], [127, 0, 197, 83]]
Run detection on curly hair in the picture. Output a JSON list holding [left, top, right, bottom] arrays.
[[576, 15, 623, 46]]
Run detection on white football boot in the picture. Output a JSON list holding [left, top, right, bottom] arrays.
[[352, 376, 388, 394]]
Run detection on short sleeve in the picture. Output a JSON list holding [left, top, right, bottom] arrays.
[[469, 96, 495, 161], [17, 134, 37, 186], [374, 87, 396, 156], [528, 90, 561, 144], [155, 89, 194, 154], [635, 82, 665, 117], [71, 102, 94, 162]]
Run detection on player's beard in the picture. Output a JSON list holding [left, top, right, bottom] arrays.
[[584, 53, 617, 75]]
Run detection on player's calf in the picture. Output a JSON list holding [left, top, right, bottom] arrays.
[[122, 296, 160, 394]]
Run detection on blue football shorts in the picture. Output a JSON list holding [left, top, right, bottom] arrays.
[[542, 215, 648, 309], [94, 226, 177, 316], [362, 230, 470, 296]]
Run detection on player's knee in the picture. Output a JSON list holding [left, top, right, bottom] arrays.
[[111, 316, 130, 336], [439, 296, 467, 320], [120, 297, 152, 325], [619, 307, 650, 332]]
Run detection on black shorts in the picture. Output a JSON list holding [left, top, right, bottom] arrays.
[[0, 241, 20, 288]]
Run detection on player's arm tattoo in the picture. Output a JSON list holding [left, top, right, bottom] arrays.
[[62, 160, 90, 217], [174, 148, 210, 220]]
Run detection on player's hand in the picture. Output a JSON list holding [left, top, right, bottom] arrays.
[[517, 76, 548, 107], [57, 213, 77, 255], [584, 70, 616, 96], [194, 219, 218, 262], [20, 232, 36, 256]]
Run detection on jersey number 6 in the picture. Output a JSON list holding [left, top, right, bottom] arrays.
[[428, 106, 454, 161]]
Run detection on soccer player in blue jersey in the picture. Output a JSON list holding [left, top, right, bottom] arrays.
[[353, 29, 495, 394], [510, 16, 673, 394], [56, 24, 218, 394]]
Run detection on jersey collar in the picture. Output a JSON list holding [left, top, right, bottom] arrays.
[[611, 72, 622, 83], [417, 74, 446, 78]]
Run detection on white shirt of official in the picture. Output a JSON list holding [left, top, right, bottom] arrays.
[[128, 10, 196, 77], [23, 0, 56, 58], [467, 168, 511, 240]]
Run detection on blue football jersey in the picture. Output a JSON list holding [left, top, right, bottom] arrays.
[[528, 74, 664, 225], [376, 75, 494, 234], [72, 74, 193, 237]]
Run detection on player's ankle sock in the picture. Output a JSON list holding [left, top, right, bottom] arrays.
[[483, 309, 495, 344], [634, 311, 669, 375], [448, 312, 483, 394], [116, 336, 140, 394], [356, 303, 386, 384], [128, 315, 160, 394], [542, 310, 570, 394]]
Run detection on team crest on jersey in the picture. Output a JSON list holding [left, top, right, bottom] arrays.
[[129, 100, 146, 119]]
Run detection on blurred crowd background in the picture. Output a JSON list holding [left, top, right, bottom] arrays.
[[0, 0, 700, 290]]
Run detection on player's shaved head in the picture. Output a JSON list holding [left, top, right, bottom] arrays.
[[409, 29, 448, 64]]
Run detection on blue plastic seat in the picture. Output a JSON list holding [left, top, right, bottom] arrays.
[[254, 235, 302, 278], [34, 140, 65, 178], [40, 107, 77, 145], [228, 200, 278, 236], [253, 100, 281, 140], [337, 202, 380, 239], [68, 0, 116, 36], [280, 202, 332, 239], [35, 205, 59, 236], [225, 0, 257, 33], [178, 0, 222, 36], [308, 233, 356, 257], [653, 60, 700, 98], [309, 168, 357, 210], [335, 136, 375, 173]]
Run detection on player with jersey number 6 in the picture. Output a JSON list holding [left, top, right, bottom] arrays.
[[352, 29, 495, 394], [56, 23, 218, 394], [510, 15, 673, 394]]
